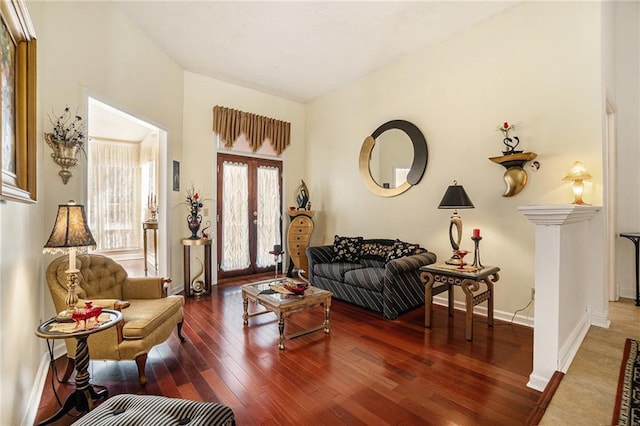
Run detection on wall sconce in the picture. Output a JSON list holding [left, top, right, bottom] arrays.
[[489, 121, 538, 197], [563, 161, 592, 205], [438, 181, 474, 265]]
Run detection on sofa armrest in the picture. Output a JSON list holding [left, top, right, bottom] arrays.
[[122, 277, 166, 299], [306, 245, 334, 282], [385, 251, 437, 275]]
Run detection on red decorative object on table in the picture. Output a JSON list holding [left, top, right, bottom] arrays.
[[72, 301, 102, 329]]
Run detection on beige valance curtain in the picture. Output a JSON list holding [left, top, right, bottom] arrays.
[[213, 105, 291, 155]]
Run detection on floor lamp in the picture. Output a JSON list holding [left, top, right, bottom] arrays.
[[438, 181, 474, 265], [43, 201, 97, 321]]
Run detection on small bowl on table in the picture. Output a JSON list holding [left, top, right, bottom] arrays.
[[283, 280, 309, 295]]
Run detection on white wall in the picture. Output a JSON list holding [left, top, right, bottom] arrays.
[[615, 1, 640, 300], [181, 72, 306, 280], [306, 1, 604, 315], [1, 2, 185, 424]]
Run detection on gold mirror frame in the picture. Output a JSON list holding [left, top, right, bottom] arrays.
[[359, 120, 428, 197]]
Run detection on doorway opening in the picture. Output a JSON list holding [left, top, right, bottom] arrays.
[[216, 153, 283, 279], [86, 97, 169, 277]]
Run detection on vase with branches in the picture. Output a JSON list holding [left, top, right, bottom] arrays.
[[45, 106, 86, 184]]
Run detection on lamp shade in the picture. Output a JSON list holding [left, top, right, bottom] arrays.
[[43, 202, 96, 254], [438, 182, 474, 209], [562, 161, 592, 181]]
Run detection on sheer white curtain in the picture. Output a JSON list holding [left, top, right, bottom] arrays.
[[256, 166, 281, 267], [88, 139, 141, 252], [221, 161, 250, 271]]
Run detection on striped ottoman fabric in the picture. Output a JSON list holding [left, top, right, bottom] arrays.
[[72, 394, 235, 426]]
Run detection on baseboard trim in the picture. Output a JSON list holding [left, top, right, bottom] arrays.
[[525, 370, 565, 425], [558, 311, 590, 373], [25, 343, 67, 426], [590, 307, 611, 328], [432, 295, 533, 328]]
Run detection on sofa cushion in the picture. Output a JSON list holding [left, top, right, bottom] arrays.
[[359, 241, 392, 261], [121, 296, 184, 340], [314, 262, 363, 282], [385, 239, 424, 263], [331, 235, 363, 262], [359, 258, 385, 268], [344, 267, 385, 292]]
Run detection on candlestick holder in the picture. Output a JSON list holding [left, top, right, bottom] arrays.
[[471, 236, 483, 269]]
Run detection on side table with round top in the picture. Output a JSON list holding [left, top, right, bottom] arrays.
[[35, 309, 123, 425], [181, 238, 212, 297]]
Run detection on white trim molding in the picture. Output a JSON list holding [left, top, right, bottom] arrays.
[[519, 204, 603, 392]]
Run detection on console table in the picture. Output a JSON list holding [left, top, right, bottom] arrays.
[[619, 233, 640, 306], [420, 264, 500, 341], [181, 238, 212, 297], [35, 310, 123, 425], [142, 221, 158, 276]]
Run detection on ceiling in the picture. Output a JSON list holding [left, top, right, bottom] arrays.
[[90, 1, 518, 141], [114, 1, 518, 103]]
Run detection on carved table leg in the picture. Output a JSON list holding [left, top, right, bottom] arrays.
[[278, 312, 285, 350], [242, 294, 249, 326], [461, 279, 481, 341], [323, 300, 331, 334], [421, 271, 435, 328]]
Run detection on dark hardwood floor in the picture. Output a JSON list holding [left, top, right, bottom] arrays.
[[35, 271, 539, 425]]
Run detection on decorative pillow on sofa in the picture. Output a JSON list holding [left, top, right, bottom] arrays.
[[360, 242, 392, 259], [385, 239, 424, 263], [332, 235, 363, 263]]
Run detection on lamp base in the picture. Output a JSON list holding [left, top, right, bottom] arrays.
[[445, 253, 468, 266]]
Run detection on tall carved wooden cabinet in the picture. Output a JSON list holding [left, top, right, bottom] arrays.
[[286, 210, 315, 276]]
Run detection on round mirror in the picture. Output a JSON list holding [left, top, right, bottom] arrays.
[[359, 120, 428, 197], [369, 128, 413, 188]]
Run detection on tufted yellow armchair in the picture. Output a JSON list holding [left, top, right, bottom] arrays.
[[46, 254, 185, 385]]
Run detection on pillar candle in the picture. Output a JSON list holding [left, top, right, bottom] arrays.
[[473, 228, 480, 238]]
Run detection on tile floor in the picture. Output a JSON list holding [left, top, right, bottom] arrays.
[[540, 298, 640, 425]]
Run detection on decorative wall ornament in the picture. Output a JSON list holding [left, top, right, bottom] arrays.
[[45, 107, 86, 184], [489, 121, 538, 197]]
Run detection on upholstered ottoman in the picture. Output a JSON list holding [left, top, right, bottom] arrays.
[[72, 394, 235, 426]]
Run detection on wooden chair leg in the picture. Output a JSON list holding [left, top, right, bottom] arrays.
[[135, 354, 148, 386], [176, 320, 186, 342], [61, 356, 75, 382]]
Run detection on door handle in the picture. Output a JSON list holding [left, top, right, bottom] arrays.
[[253, 219, 258, 224], [253, 211, 258, 217]]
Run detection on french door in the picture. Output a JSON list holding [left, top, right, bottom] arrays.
[[216, 154, 283, 279]]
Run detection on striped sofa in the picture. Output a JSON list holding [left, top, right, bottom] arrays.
[[306, 238, 437, 319]]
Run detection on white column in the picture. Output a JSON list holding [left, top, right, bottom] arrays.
[[518, 204, 601, 391]]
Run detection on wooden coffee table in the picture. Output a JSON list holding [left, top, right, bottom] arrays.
[[241, 279, 332, 349]]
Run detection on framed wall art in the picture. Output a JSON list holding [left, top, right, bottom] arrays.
[[173, 160, 180, 191], [0, 0, 36, 203]]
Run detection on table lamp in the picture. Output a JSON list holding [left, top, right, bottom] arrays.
[[43, 201, 96, 321], [562, 161, 592, 205], [438, 181, 474, 265]]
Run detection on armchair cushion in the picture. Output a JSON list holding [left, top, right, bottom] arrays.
[[122, 297, 184, 340], [122, 277, 166, 299]]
